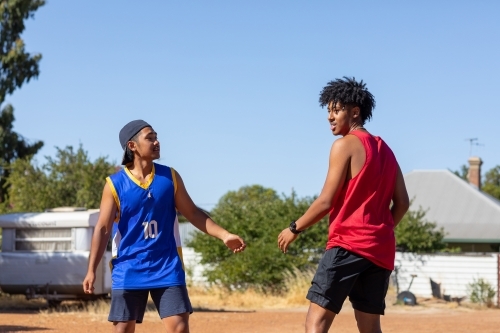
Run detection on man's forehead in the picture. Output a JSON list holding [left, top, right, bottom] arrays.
[[140, 127, 156, 135], [328, 101, 344, 109]]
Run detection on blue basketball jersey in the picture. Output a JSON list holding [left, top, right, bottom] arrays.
[[106, 163, 185, 289]]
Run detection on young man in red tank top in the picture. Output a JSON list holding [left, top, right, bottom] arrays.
[[278, 77, 409, 333]]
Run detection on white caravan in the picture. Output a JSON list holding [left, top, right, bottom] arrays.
[[0, 208, 111, 306]]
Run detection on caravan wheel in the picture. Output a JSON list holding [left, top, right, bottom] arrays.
[[47, 300, 62, 308]]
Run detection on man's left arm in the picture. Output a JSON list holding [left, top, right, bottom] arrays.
[[391, 164, 410, 227]]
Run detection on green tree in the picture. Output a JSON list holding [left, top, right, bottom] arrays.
[[0, 105, 43, 199], [482, 166, 500, 200], [188, 185, 328, 293], [1, 0, 44, 104], [4, 145, 117, 212], [395, 206, 446, 253], [451, 164, 468, 181], [0, 0, 45, 202]]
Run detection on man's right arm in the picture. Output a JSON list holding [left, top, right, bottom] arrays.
[[391, 164, 410, 227], [278, 137, 352, 253], [83, 182, 117, 294]]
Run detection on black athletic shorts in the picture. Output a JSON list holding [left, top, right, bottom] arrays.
[[108, 285, 193, 323], [306, 246, 392, 315]]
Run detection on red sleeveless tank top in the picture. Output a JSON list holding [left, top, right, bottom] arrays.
[[326, 130, 398, 270]]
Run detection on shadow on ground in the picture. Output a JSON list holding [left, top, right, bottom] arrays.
[[0, 325, 49, 332], [193, 307, 255, 313]]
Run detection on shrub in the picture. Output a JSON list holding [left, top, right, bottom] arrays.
[[188, 185, 328, 294], [467, 278, 496, 307]]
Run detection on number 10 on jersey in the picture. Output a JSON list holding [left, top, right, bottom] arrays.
[[142, 220, 158, 239]]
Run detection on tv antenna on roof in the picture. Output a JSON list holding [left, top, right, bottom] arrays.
[[465, 138, 484, 156]]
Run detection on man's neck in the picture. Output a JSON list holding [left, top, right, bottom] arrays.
[[127, 159, 154, 182]]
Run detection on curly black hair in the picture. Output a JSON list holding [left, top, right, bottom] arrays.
[[319, 76, 375, 124]]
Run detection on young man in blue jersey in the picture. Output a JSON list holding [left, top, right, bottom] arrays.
[[83, 120, 246, 333]]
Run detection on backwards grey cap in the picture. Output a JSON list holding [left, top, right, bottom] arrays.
[[119, 119, 151, 165]]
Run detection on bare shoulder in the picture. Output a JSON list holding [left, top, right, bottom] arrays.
[[330, 135, 361, 154], [102, 181, 112, 196]]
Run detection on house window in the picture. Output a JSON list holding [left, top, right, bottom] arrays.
[[15, 228, 72, 251]]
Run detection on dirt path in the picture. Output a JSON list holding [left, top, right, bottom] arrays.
[[1, 306, 499, 333]]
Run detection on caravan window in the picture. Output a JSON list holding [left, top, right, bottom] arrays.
[[15, 228, 72, 251]]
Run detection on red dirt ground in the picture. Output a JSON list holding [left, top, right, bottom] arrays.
[[1, 305, 500, 333]]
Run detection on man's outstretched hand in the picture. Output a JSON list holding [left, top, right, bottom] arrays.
[[223, 234, 247, 253], [278, 228, 298, 253]]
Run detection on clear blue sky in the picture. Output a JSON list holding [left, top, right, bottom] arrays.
[[6, 1, 500, 209]]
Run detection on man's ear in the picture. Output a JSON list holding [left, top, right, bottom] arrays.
[[351, 106, 361, 119], [127, 140, 137, 151]]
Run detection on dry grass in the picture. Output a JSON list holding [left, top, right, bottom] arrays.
[[0, 291, 115, 316], [188, 268, 315, 310], [39, 299, 113, 315], [387, 285, 499, 312], [0, 293, 47, 310], [4, 271, 491, 315], [0, 270, 315, 314]]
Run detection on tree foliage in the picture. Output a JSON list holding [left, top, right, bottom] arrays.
[[395, 206, 446, 253], [482, 165, 500, 200], [451, 164, 468, 181], [451, 163, 500, 200], [188, 185, 328, 293], [0, 104, 43, 200], [1, 0, 45, 104], [0, 0, 45, 202], [3, 145, 117, 212]]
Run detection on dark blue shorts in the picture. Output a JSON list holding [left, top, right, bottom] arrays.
[[306, 247, 392, 315], [108, 285, 193, 323]]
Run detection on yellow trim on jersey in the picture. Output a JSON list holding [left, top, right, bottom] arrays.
[[170, 167, 178, 194], [124, 164, 155, 189], [106, 177, 121, 222], [109, 255, 117, 272], [177, 246, 185, 271]]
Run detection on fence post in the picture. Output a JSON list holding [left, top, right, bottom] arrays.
[[497, 254, 500, 307]]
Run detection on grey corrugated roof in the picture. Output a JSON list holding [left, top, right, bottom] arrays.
[[404, 170, 500, 242]]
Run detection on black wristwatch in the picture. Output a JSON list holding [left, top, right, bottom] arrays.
[[289, 220, 304, 235]]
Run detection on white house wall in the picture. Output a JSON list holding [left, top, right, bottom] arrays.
[[395, 252, 498, 304], [178, 223, 210, 285]]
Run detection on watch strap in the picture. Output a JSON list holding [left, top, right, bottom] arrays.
[[289, 220, 303, 234]]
